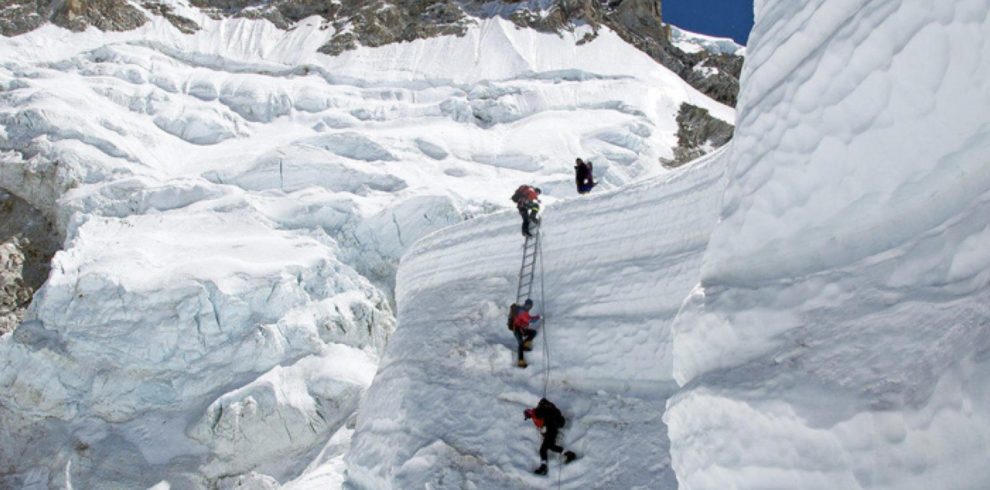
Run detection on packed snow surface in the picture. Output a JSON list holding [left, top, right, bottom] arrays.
[[0, 5, 730, 488], [347, 150, 726, 488], [348, 0, 990, 489]]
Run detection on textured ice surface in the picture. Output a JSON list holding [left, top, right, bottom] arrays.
[[0, 8, 728, 489], [667, 1, 990, 489]]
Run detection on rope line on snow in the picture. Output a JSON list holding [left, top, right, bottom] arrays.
[[512, 207, 565, 486], [538, 229, 551, 400], [535, 226, 562, 490]]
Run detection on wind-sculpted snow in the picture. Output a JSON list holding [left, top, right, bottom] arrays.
[[667, 0, 990, 488], [346, 152, 726, 489], [0, 8, 729, 488]]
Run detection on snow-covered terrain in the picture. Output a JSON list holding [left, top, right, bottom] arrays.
[[6, 0, 985, 488], [346, 148, 725, 488], [347, 0, 990, 489], [668, 25, 744, 56], [0, 5, 731, 488]]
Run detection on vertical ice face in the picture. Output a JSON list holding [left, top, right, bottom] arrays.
[[709, 0, 990, 283], [668, 1, 990, 489]]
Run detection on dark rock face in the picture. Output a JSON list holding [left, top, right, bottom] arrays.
[[0, 189, 59, 335], [52, 0, 148, 31], [0, 0, 49, 36], [142, 1, 200, 33], [665, 48, 743, 107], [0, 0, 147, 35], [317, 1, 471, 56], [663, 102, 735, 168]]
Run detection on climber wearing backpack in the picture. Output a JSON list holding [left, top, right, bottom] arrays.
[[510, 299, 540, 368], [574, 158, 596, 194], [510, 185, 542, 237], [524, 398, 577, 475]]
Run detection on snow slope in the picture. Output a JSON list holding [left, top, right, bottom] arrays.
[[347, 149, 726, 489], [0, 5, 731, 488], [349, 0, 990, 489]]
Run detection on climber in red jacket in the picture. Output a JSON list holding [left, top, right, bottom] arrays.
[[510, 299, 540, 368], [511, 185, 542, 237], [524, 398, 577, 475]]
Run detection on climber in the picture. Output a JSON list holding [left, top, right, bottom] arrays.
[[574, 158, 597, 194], [510, 299, 540, 368], [511, 185, 542, 237], [524, 398, 577, 475]]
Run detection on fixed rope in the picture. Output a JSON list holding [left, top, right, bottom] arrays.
[[538, 229, 551, 400], [538, 230, 563, 490]]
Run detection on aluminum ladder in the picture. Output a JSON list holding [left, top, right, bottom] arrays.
[[516, 232, 540, 305]]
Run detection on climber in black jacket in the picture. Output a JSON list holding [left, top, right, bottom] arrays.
[[524, 398, 577, 475], [574, 158, 597, 194]]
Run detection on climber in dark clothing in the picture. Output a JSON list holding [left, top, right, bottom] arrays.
[[524, 398, 577, 475], [509, 299, 541, 368], [574, 158, 596, 194], [511, 185, 542, 237]]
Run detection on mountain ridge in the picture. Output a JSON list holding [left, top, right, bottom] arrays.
[[0, 0, 744, 106]]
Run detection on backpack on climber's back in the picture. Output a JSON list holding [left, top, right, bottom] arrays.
[[507, 303, 520, 330], [537, 398, 566, 428], [511, 185, 529, 205]]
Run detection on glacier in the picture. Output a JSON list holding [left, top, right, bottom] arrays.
[[2, 0, 987, 488], [347, 0, 990, 489], [0, 5, 731, 489]]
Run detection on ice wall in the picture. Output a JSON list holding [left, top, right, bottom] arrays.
[[667, 1, 990, 488]]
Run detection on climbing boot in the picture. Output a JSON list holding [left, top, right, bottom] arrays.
[[517, 359, 528, 368], [522, 340, 533, 351], [564, 451, 577, 464], [534, 463, 548, 476]]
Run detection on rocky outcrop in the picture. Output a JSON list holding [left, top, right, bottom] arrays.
[[52, 0, 148, 31], [681, 52, 744, 106], [141, 1, 200, 33], [0, 0, 147, 35], [0, 189, 58, 334], [0, 0, 48, 36], [0, 240, 31, 334], [664, 102, 734, 167], [317, 1, 471, 56]]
